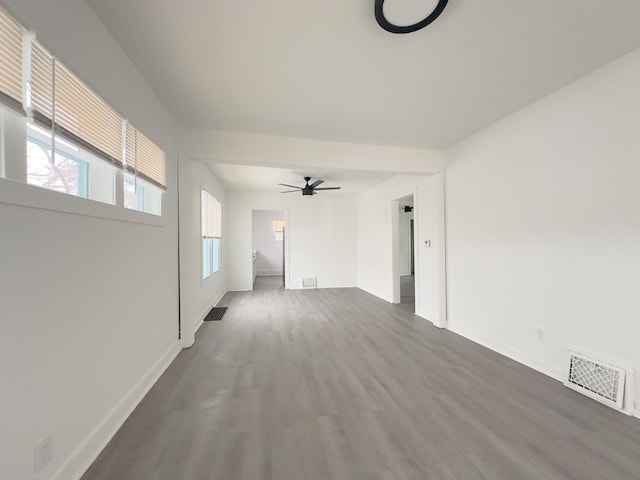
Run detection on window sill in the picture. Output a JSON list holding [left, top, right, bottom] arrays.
[[0, 177, 164, 226]]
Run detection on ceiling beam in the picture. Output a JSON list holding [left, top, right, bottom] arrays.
[[180, 128, 446, 175]]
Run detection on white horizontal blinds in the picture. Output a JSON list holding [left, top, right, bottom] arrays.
[[30, 40, 53, 120], [213, 198, 222, 237], [54, 61, 123, 164], [201, 191, 221, 237], [202, 191, 215, 238], [134, 128, 166, 188], [0, 7, 24, 106], [124, 121, 136, 171], [124, 122, 166, 188]]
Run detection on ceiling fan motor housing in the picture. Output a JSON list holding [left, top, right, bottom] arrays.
[[303, 176, 313, 195]]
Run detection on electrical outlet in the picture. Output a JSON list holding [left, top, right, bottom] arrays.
[[536, 327, 545, 342], [34, 434, 52, 472]]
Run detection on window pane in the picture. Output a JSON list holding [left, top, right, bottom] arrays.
[[213, 238, 221, 273], [142, 182, 162, 216], [203, 238, 213, 279], [27, 137, 88, 197], [125, 174, 162, 216], [124, 174, 145, 212]]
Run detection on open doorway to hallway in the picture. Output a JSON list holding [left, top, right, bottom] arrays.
[[252, 209, 286, 290], [395, 195, 415, 312]]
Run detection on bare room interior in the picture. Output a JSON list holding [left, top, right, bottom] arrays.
[[1, 1, 640, 479]]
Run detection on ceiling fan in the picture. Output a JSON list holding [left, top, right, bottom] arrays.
[[279, 176, 341, 196]]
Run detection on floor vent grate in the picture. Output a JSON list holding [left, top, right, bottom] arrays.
[[565, 350, 625, 410]]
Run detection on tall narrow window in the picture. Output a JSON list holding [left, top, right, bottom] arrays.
[[201, 189, 222, 279]]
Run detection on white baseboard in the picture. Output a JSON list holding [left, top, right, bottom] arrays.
[[415, 308, 448, 329], [288, 285, 355, 290], [358, 285, 394, 304], [52, 342, 181, 480], [413, 308, 431, 324], [256, 271, 282, 276], [450, 325, 640, 420], [193, 289, 227, 334], [448, 323, 565, 382], [227, 286, 251, 292]]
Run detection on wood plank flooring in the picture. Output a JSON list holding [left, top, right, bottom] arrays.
[[254, 275, 285, 291], [82, 287, 640, 480], [399, 275, 415, 313]]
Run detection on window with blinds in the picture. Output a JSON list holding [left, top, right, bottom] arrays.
[[28, 39, 124, 166], [201, 189, 222, 278], [0, 5, 168, 214], [125, 123, 166, 189]]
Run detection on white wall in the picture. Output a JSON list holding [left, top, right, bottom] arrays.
[[445, 49, 640, 416], [252, 209, 285, 276], [178, 160, 226, 347], [357, 174, 446, 326], [226, 190, 357, 290], [0, 1, 179, 479]]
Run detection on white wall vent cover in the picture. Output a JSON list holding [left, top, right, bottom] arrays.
[[301, 276, 316, 289], [565, 350, 626, 410]]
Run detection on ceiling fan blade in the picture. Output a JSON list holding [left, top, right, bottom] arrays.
[[309, 179, 324, 188], [313, 187, 341, 190], [278, 183, 302, 189], [280, 190, 300, 193]]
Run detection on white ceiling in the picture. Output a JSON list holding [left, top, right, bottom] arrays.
[[209, 164, 394, 194], [89, 1, 640, 191], [89, 0, 640, 150]]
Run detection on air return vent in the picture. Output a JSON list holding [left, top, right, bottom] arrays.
[[565, 350, 626, 410], [301, 276, 316, 289]]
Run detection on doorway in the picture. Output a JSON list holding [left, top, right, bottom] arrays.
[[394, 195, 415, 312], [251, 209, 286, 290]]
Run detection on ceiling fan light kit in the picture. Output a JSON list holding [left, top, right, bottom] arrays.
[[375, 0, 449, 34], [279, 176, 341, 196]]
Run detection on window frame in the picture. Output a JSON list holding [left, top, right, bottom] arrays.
[[26, 133, 90, 199]]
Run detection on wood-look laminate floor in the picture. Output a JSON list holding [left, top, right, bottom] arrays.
[[82, 287, 640, 480], [399, 275, 415, 313], [254, 275, 284, 291]]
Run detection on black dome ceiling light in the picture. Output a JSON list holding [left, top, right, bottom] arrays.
[[375, 0, 449, 34]]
